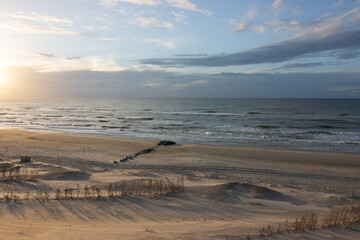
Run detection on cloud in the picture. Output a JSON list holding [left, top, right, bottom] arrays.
[[140, 28, 360, 67], [1, 11, 78, 35], [230, 10, 257, 33], [171, 79, 207, 88], [99, 37, 117, 41], [99, 0, 212, 15], [254, 25, 266, 33], [100, 0, 160, 7], [140, 37, 177, 48], [3, 67, 359, 99], [281, 62, 325, 69], [327, 85, 360, 93], [7, 12, 72, 25], [0, 23, 78, 35], [174, 53, 208, 57], [259, 19, 302, 33], [232, 22, 250, 33], [256, 5, 360, 35], [165, 0, 212, 15], [23, 51, 57, 58], [126, 17, 174, 29], [332, 0, 344, 8], [271, 0, 300, 17], [13, 54, 127, 72], [67, 57, 81, 60], [2, 11, 115, 40], [272, 0, 282, 9], [143, 82, 163, 87], [171, 11, 185, 22], [336, 49, 360, 59]]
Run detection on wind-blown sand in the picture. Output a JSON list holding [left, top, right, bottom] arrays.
[[0, 129, 359, 239]]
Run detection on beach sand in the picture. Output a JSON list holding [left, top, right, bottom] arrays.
[[0, 129, 359, 239]]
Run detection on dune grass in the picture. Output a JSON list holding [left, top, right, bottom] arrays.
[[256, 204, 360, 238], [0, 176, 185, 200], [0, 167, 40, 181]]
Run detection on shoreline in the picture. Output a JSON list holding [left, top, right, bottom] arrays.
[[2, 127, 360, 154], [2, 124, 360, 155], [1, 128, 360, 167]]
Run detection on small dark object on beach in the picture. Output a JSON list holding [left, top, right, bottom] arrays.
[[157, 140, 176, 146], [118, 141, 173, 163], [140, 148, 154, 154], [20, 156, 32, 163], [120, 156, 133, 162], [113, 161, 118, 164]]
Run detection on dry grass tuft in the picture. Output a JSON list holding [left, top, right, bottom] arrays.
[[322, 205, 360, 228], [257, 204, 360, 238], [0, 176, 185, 200], [258, 213, 317, 237], [0, 167, 40, 181]]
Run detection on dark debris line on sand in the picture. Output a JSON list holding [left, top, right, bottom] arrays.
[[114, 140, 176, 164]]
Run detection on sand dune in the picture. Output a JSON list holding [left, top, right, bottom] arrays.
[[0, 129, 359, 239]]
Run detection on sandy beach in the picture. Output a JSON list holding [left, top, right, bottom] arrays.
[[0, 129, 359, 239]]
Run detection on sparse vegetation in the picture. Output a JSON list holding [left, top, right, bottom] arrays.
[[258, 213, 318, 237], [322, 205, 360, 228], [0, 167, 40, 181], [257, 204, 360, 238], [0, 176, 185, 200]]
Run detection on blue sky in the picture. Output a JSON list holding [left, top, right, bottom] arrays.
[[0, 0, 359, 98]]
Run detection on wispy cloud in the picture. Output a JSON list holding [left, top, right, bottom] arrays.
[[281, 62, 325, 69], [100, 0, 160, 7], [0, 23, 78, 35], [171, 11, 186, 23], [140, 37, 177, 48], [99, 0, 212, 15], [229, 10, 257, 33], [14, 53, 127, 72], [255, 5, 360, 35], [22, 51, 57, 58], [332, 0, 344, 8], [271, 0, 300, 17], [1, 11, 77, 35], [327, 85, 360, 93], [143, 82, 162, 87], [272, 0, 282, 9], [165, 0, 212, 15], [7, 12, 72, 25], [126, 17, 174, 29], [2, 11, 117, 39], [171, 79, 207, 88], [40, 56, 128, 72]]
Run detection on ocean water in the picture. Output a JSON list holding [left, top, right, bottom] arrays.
[[0, 98, 359, 153]]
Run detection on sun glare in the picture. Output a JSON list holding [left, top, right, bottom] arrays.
[[0, 68, 7, 87]]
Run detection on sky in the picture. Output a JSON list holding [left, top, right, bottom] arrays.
[[0, 0, 359, 99]]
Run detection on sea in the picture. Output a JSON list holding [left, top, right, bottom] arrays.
[[0, 98, 359, 153]]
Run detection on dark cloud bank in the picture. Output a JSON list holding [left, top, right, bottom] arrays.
[[140, 29, 360, 67], [11, 67, 360, 98]]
